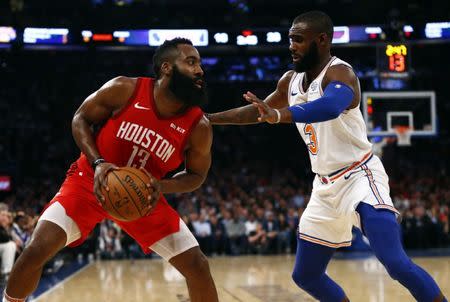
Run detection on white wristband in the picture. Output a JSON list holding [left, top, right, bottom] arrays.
[[274, 109, 281, 123]]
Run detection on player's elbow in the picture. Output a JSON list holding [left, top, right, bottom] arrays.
[[71, 112, 93, 140], [327, 96, 350, 119], [192, 176, 206, 191], [327, 105, 343, 119], [190, 173, 207, 192]]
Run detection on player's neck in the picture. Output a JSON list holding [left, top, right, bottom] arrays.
[[305, 54, 332, 84], [153, 80, 188, 118]]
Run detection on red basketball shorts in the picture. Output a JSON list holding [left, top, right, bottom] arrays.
[[46, 166, 180, 254]]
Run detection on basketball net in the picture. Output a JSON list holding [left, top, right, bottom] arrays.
[[394, 126, 412, 146]]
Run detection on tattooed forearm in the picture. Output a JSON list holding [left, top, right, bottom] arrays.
[[207, 105, 260, 125]]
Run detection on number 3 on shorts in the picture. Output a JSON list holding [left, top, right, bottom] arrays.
[[304, 123, 318, 155]]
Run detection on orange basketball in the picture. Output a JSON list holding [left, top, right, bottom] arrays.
[[100, 167, 153, 222]]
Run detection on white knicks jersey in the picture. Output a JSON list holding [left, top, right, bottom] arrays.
[[288, 56, 372, 175]]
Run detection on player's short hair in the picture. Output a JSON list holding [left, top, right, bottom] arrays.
[[293, 11, 334, 42], [152, 38, 193, 79]]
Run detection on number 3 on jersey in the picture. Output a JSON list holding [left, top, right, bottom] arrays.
[[304, 123, 318, 155]]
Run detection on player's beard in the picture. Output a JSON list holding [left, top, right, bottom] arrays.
[[168, 65, 208, 107], [293, 41, 320, 73]]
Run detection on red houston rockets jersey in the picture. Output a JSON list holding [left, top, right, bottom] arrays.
[[76, 77, 204, 179]]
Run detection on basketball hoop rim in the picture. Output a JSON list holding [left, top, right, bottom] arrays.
[[394, 125, 412, 134], [393, 126, 412, 146]]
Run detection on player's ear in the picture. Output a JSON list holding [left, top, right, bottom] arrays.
[[161, 62, 172, 76], [318, 33, 328, 46]]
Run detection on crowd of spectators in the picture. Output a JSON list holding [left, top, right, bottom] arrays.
[[2, 148, 449, 263], [0, 203, 35, 284]]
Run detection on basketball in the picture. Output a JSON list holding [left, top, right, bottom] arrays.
[[100, 167, 153, 222]]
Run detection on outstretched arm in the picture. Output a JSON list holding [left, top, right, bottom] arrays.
[[248, 65, 359, 124], [206, 71, 294, 125]]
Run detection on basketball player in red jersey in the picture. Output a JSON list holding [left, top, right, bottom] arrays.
[[4, 38, 219, 302]]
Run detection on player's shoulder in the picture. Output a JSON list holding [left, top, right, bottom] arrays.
[[103, 76, 138, 92], [327, 63, 355, 74], [281, 70, 296, 82], [326, 58, 356, 78], [188, 115, 213, 149], [325, 63, 358, 84], [277, 70, 296, 90], [93, 76, 139, 109], [195, 115, 212, 134]]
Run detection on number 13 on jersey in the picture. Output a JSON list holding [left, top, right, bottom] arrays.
[[127, 145, 150, 169], [304, 123, 318, 155]]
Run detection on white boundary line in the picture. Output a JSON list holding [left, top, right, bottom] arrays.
[[30, 261, 94, 302]]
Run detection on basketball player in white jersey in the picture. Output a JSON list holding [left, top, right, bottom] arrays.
[[208, 11, 447, 302]]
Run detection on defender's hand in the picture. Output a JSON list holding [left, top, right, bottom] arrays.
[[93, 162, 119, 205], [243, 91, 278, 124], [139, 168, 162, 213]]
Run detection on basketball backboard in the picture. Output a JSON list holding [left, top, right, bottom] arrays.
[[361, 91, 437, 137]]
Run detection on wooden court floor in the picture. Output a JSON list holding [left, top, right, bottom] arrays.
[[33, 255, 450, 302]]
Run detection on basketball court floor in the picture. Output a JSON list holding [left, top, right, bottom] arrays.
[[32, 255, 450, 302]]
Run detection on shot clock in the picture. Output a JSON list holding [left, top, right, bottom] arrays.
[[378, 43, 410, 76]]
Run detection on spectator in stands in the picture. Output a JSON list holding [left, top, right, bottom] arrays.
[[277, 213, 291, 253], [11, 212, 32, 254], [290, 188, 305, 209], [247, 222, 267, 254], [244, 213, 258, 237], [223, 210, 246, 255], [209, 215, 226, 256], [186, 212, 198, 233], [192, 213, 213, 255], [402, 205, 433, 249], [0, 210, 16, 282], [286, 208, 300, 253], [262, 211, 279, 254], [98, 227, 124, 260], [255, 207, 265, 223]]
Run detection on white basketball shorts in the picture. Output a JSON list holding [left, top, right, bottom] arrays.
[[299, 155, 400, 248]]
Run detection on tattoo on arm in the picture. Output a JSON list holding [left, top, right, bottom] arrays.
[[209, 105, 259, 125]]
